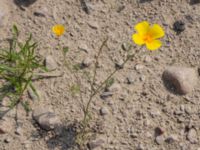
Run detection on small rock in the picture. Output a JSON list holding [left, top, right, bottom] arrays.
[[15, 127, 23, 136], [139, 76, 146, 82], [187, 128, 198, 144], [135, 64, 144, 71], [121, 43, 130, 51], [88, 21, 99, 29], [115, 59, 124, 69], [165, 134, 179, 144], [32, 107, 61, 130], [82, 57, 93, 67], [4, 137, 12, 143], [45, 55, 57, 70], [88, 139, 104, 149], [78, 43, 90, 53], [136, 143, 145, 150], [162, 66, 198, 94], [100, 107, 109, 116], [126, 76, 135, 84], [155, 127, 164, 136], [155, 135, 165, 145], [173, 20, 185, 34], [100, 91, 113, 99]]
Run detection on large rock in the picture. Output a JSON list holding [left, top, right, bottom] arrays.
[[32, 107, 61, 131], [163, 66, 198, 94]]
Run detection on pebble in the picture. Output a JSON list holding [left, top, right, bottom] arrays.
[[78, 43, 90, 53], [100, 107, 109, 116], [162, 66, 198, 94], [155, 135, 165, 145], [121, 43, 130, 51], [135, 64, 144, 71], [136, 143, 145, 150], [82, 57, 93, 67], [87, 139, 104, 149], [88, 21, 99, 29], [139, 76, 146, 82], [100, 91, 113, 99], [165, 134, 179, 144], [115, 59, 124, 69], [187, 128, 198, 144], [173, 20, 185, 34], [4, 137, 12, 143], [32, 107, 61, 131], [15, 127, 23, 136], [126, 76, 135, 84], [45, 55, 57, 70]]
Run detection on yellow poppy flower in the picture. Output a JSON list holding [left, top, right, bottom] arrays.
[[132, 21, 165, 50], [52, 24, 65, 37]]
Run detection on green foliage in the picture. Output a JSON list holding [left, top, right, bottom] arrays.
[[0, 25, 45, 110]]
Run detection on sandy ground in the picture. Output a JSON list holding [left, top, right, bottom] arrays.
[[1, 0, 200, 150]]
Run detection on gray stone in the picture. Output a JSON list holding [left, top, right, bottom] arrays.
[[122, 43, 130, 51], [45, 55, 57, 70], [165, 134, 179, 144], [163, 66, 198, 94], [78, 43, 90, 53], [136, 143, 145, 150], [4, 137, 12, 143], [135, 64, 144, 71], [187, 128, 198, 144], [82, 57, 93, 67], [100, 107, 109, 116], [88, 21, 99, 29], [15, 127, 23, 136], [100, 91, 113, 99], [126, 76, 135, 84], [115, 59, 124, 69], [88, 139, 104, 149], [155, 135, 165, 145], [32, 107, 61, 130]]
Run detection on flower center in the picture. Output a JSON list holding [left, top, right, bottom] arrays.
[[143, 34, 153, 43]]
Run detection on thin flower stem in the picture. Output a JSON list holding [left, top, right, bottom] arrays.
[[91, 37, 108, 91], [81, 46, 142, 138]]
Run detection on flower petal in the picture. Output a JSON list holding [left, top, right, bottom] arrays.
[[149, 24, 165, 39], [146, 40, 162, 50], [132, 33, 145, 45], [134, 21, 150, 35], [52, 25, 65, 36]]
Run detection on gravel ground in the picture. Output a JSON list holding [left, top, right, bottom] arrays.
[[1, 0, 200, 150]]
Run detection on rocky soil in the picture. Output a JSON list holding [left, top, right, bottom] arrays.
[[1, 0, 200, 150]]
